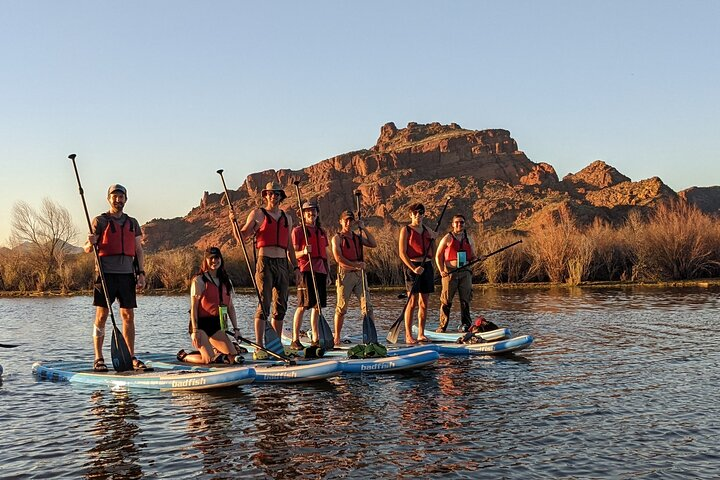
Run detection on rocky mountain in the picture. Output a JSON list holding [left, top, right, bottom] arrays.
[[141, 122, 717, 252]]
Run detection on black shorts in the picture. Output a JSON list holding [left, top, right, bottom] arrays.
[[404, 261, 435, 294], [93, 273, 137, 309], [198, 315, 222, 337], [297, 271, 327, 308]]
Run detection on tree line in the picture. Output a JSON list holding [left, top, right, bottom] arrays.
[[2, 199, 720, 294]]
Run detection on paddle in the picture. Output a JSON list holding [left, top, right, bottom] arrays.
[[226, 330, 297, 365], [386, 197, 451, 344], [354, 190, 379, 344], [292, 181, 335, 350], [216, 169, 284, 357], [0, 343, 20, 348], [446, 240, 523, 275], [69, 154, 133, 372]]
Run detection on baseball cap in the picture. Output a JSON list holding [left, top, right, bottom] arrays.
[[107, 184, 127, 196], [340, 209, 355, 220]]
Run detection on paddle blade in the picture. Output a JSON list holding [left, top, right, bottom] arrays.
[[0, 343, 20, 348], [110, 325, 133, 372], [263, 321, 285, 356], [317, 314, 334, 350], [385, 315, 403, 344], [362, 313, 379, 345]]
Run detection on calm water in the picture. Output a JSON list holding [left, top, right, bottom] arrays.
[[1, 286, 719, 479]]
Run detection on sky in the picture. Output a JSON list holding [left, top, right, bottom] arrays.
[[1, 0, 718, 246]]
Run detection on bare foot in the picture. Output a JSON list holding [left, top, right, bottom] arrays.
[[334, 339, 341, 347], [405, 336, 418, 345]]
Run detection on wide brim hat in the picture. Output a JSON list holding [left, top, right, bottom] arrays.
[[261, 181, 287, 201]]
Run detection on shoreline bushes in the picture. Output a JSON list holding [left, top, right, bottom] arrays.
[[2, 200, 719, 293]]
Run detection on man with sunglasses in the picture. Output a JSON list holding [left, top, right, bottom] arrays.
[[237, 181, 301, 349], [434, 214, 477, 332]]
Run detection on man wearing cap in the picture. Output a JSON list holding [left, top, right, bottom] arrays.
[[238, 181, 301, 348], [330, 209, 377, 346], [84, 184, 147, 372], [434, 214, 479, 332]]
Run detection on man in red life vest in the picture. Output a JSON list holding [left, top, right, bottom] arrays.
[[84, 184, 147, 372], [330, 209, 377, 346], [238, 181, 301, 348], [434, 214, 479, 332]]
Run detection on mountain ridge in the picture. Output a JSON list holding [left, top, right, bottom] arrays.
[[141, 121, 719, 252]]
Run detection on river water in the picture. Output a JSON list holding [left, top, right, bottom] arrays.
[[1, 286, 719, 479]]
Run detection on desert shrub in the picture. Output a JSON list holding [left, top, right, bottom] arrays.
[[626, 201, 718, 280], [145, 247, 199, 290], [525, 207, 594, 284], [364, 224, 404, 286], [470, 227, 526, 284]]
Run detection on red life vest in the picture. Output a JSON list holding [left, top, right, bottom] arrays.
[[255, 208, 289, 249], [293, 225, 328, 272], [444, 232, 475, 262], [98, 213, 136, 257], [340, 232, 363, 262], [405, 225, 432, 258], [198, 274, 225, 318]]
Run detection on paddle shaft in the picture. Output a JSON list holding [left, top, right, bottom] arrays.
[[233, 332, 295, 365], [354, 191, 369, 305], [217, 170, 269, 319]]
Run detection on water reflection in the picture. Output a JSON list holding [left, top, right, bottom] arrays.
[[85, 390, 142, 479]]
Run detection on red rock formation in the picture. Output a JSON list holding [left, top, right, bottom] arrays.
[[140, 122, 707, 252]]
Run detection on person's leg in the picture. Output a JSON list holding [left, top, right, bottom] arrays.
[[458, 271, 473, 330], [404, 295, 418, 344], [93, 307, 109, 364], [417, 293, 430, 341], [119, 308, 135, 356], [438, 275, 452, 332]]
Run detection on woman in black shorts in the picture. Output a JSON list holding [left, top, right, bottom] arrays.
[[398, 203, 438, 344], [180, 247, 240, 364]]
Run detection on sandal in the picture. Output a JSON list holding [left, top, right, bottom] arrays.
[[177, 349, 188, 362], [93, 358, 108, 373], [132, 356, 153, 371], [212, 354, 231, 364]]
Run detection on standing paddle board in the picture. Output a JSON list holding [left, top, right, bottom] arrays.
[[141, 353, 343, 384], [421, 335, 534, 356], [413, 326, 512, 343], [32, 359, 255, 391], [324, 348, 440, 373]]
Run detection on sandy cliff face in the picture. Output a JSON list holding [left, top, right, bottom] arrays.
[[141, 122, 711, 252]]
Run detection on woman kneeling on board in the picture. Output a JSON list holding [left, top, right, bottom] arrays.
[[179, 247, 240, 364]]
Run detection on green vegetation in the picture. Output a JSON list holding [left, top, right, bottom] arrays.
[[2, 200, 719, 294]]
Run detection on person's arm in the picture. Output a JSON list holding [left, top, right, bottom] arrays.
[[84, 216, 101, 253], [286, 217, 301, 282], [467, 234, 478, 262], [226, 287, 239, 337], [189, 277, 204, 348], [238, 209, 260, 242], [435, 234, 449, 275], [356, 220, 377, 248], [134, 225, 146, 288]]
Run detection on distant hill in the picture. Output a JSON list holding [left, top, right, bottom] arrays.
[[141, 121, 720, 252]]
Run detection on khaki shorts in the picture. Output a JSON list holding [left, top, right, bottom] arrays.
[[335, 268, 372, 316]]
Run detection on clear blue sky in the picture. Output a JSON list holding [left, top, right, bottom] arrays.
[[2, 1, 718, 246]]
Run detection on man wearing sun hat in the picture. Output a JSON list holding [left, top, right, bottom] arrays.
[[84, 183, 148, 372], [237, 181, 301, 348]]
